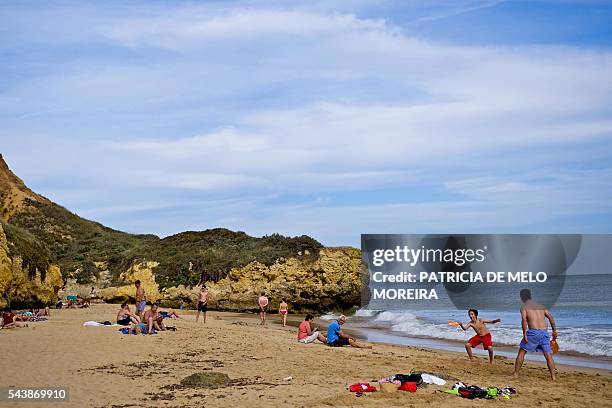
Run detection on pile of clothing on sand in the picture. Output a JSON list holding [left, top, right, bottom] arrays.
[[347, 370, 517, 400]]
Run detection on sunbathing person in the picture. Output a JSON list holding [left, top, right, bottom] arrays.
[[297, 314, 327, 344], [327, 315, 372, 348], [35, 307, 51, 318], [159, 310, 180, 319], [117, 303, 140, 326], [1, 309, 28, 328], [143, 303, 165, 334], [128, 322, 147, 335]]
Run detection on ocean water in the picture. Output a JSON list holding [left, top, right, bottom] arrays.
[[325, 274, 612, 358]]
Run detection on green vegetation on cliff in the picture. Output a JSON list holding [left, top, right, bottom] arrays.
[[1, 156, 324, 290]]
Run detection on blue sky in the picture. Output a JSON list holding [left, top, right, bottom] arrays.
[[1, 0, 612, 246]]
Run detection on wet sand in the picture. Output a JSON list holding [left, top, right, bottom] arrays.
[[1, 304, 611, 408]]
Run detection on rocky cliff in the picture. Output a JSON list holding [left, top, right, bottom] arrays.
[[0, 154, 362, 312]]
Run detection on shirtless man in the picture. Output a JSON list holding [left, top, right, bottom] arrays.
[[116, 303, 140, 325], [143, 303, 165, 334], [258, 293, 269, 325], [278, 298, 288, 327], [134, 280, 146, 318], [512, 289, 558, 380], [196, 285, 208, 324], [460, 309, 501, 364]]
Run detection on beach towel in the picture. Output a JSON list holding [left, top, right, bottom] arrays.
[[83, 321, 105, 326], [421, 373, 446, 386], [348, 383, 377, 393]]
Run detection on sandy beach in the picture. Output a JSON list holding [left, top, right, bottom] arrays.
[[1, 304, 611, 408]]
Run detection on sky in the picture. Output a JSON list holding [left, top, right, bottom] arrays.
[[1, 0, 612, 247]]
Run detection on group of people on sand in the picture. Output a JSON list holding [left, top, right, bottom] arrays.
[[0, 306, 51, 328], [114, 280, 181, 335], [257, 293, 290, 326], [456, 289, 559, 380], [297, 314, 372, 348]]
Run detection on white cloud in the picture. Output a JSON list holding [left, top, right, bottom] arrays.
[[2, 3, 612, 244]]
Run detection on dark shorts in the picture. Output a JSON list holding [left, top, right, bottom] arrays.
[[259, 306, 268, 313], [329, 337, 351, 347], [117, 317, 131, 326], [198, 302, 207, 312]]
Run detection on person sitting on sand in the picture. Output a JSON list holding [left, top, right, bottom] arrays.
[[258, 293, 269, 325], [1, 309, 28, 328], [143, 303, 165, 334], [459, 309, 501, 364], [278, 298, 288, 327], [117, 303, 140, 326], [327, 315, 372, 348], [196, 285, 208, 324], [512, 289, 558, 381], [297, 314, 327, 344]]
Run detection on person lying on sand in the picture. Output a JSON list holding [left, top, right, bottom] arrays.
[[297, 314, 327, 344], [327, 315, 372, 348], [459, 308, 500, 364], [1, 309, 28, 328], [128, 322, 147, 335], [36, 307, 51, 318], [512, 289, 558, 381], [160, 310, 180, 319], [143, 303, 165, 334], [117, 303, 140, 326], [278, 299, 288, 327]]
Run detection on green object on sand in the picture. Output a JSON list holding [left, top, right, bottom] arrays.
[[443, 389, 459, 395], [487, 387, 498, 397]]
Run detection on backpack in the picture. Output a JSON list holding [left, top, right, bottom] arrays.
[[458, 386, 488, 399]]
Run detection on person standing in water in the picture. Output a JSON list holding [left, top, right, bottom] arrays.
[[512, 289, 558, 381], [258, 293, 269, 325], [278, 298, 288, 327], [196, 285, 209, 324]]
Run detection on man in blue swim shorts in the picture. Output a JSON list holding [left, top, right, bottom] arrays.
[[512, 289, 558, 380]]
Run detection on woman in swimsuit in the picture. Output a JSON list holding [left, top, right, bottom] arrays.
[[278, 298, 289, 327], [116, 303, 139, 326]]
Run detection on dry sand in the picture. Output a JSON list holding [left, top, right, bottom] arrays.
[[1, 304, 611, 408]]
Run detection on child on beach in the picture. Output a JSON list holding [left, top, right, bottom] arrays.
[[458, 309, 501, 364], [278, 299, 288, 327]]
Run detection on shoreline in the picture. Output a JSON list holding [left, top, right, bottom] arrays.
[[216, 311, 612, 374]]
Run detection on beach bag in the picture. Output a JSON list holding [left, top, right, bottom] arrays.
[[458, 386, 488, 399], [348, 383, 377, 393], [398, 382, 417, 392], [395, 373, 422, 385]]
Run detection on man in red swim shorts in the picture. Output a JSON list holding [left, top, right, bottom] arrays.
[[459, 309, 501, 364]]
